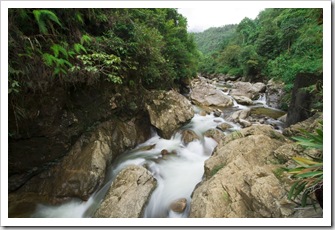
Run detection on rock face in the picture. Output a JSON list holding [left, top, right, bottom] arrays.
[[190, 79, 233, 108], [189, 125, 322, 218], [145, 90, 194, 139], [286, 73, 322, 127], [94, 165, 156, 218], [8, 117, 151, 217], [229, 82, 266, 100], [265, 79, 285, 109]]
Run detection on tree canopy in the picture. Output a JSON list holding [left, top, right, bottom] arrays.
[[8, 8, 199, 94], [193, 8, 323, 89]]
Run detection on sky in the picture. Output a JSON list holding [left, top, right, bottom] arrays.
[[178, 7, 265, 32]]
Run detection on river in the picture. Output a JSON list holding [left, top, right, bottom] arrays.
[[31, 86, 285, 218]]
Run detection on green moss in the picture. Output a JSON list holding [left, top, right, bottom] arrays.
[[210, 163, 225, 177]]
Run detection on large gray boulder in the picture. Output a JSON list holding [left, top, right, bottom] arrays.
[[145, 90, 194, 139], [189, 125, 322, 218], [94, 165, 156, 218], [190, 81, 233, 108], [229, 81, 266, 100]]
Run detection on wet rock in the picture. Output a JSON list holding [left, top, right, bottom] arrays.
[[145, 90, 194, 139], [232, 95, 253, 105], [161, 149, 169, 156], [253, 82, 266, 93], [216, 123, 233, 131], [190, 79, 233, 108], [213, 110, 222, 117], [94, 165, 156, 218], [230, 109, 251, 121], [229, 81, 265, 100], [204, 129, 225, 143], [170, 198, 187, 213], [181, 130, 200, 145], [238, 119, 252, 128]]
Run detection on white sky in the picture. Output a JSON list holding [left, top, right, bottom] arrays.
[[178, 7, 265, 32]]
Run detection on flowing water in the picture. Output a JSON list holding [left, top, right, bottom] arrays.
[[31, 83, 285, 218]]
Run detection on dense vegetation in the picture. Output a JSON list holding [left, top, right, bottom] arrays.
[[8, 8, 199, 95], [193, 8, 323, 91]]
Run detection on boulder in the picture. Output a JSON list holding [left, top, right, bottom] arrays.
[[170, 198, 188, 213], [181, 130, 200, 145], [216, 123, 233, 132], [232, 95, 253, 105], [230, 109, 251, 122], [204, 129, 225, 143], [265, 79, 285, 109], [190, 125, 322, 218], [145, 90, 194, 139], [229, 82, 265, 100], [94, 165, 156, 218], [190, 81, 233, 108], [238, 119, 252, 128]]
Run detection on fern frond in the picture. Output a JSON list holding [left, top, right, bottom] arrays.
[[33, 10, 62, 34]]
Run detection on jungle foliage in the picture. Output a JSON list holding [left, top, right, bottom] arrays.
[[193, 8, 323, 90], [8, 8, 199, 93]]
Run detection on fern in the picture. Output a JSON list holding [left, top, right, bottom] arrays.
[[73, 43, 87, 54], [51, 44, 68, 58], [33, 10, 62, 34], [80, 34, 92, 45]]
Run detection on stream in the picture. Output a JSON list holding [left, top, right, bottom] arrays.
[[31, 83, 285, 218]]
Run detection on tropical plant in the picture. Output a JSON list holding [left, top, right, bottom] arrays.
[[285, 121, 323, 208]]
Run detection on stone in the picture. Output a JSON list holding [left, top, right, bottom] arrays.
[[216, 123, 233, 131], [213, 110, 222, 117], [94, 165, 156, 218], [265, 79, 285, 109], [145, 90, 194, 139], [232, 95, 253, 105], [161, 149, 169, 156], [230, 109, 251, 121], [170, 198, 187, 213], [204, 129, 225, 143], [189, 124, 322, 218], [229, 81, 265, 100], [181, 130, 200, 145], [190, 125, 300, 218], [190, 80, 234, 108], [238, 119, 252, 128]]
